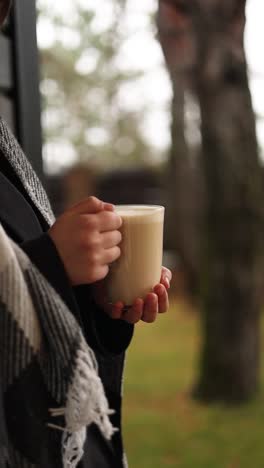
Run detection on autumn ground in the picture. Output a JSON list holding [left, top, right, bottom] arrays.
[[123, 298, 264, 468]]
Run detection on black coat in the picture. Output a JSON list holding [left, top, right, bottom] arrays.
[[0, 150, 133, 468]]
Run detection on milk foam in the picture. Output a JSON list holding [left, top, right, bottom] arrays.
[[115, 205, 164, 222]]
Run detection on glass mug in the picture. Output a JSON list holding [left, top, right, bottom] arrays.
[[107, 205, 165, 306]]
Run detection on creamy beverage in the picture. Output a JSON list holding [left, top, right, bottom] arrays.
[[107, 205, 165, 306]]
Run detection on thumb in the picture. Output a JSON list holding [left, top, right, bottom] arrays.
[[68, 196, 105, 215]]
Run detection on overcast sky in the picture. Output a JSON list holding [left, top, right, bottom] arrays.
[[37, 0, 264, 171], [245, 0, 264, 154]]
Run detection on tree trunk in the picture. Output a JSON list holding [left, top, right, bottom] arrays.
[[159, 0, 264, 402], [158, 0, 203, 294], [194, 70, 264, 402], [192, 0, 264, 402]]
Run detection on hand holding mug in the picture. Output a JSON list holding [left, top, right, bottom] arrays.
[[48, 196, 122, 285], [93, 266, 172, 323]]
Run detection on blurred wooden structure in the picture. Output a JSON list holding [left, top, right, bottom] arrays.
[[0, 0, 43, 179]]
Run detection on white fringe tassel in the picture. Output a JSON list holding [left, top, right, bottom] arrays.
[[50, 339, 117, 468], [62, 429, 86, 468]]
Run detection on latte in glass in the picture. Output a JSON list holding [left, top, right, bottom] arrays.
[[107, 205, 165, 306]]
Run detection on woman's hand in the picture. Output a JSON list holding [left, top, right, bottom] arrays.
[[95, 267, 172, 324], [48, 197, 122, 286]]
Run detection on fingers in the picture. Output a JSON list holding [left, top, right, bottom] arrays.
[[68, 196, 116, 216], [97, 210, 122, 232], [110, 302, 124, 319], [118, 295, 159, 324], [120, 284, 169, 323], [142, 293, 159, 322], [108, 298, 145, 324], [103, 202, 115, 212], [153, 284, 169, 313], [103, 300, 123, 318], [100, 230, 122, 249], [108, 287, 168, 324], [102, 246, 121, 265], [121, 299, 144, 324], [82, 210, 122, 233], [160, 267, 172, 289], [69, 196, 105, 215], [106, 267, 171, 324], [69, 197, 122, 236], [88, 264, 109, 283]]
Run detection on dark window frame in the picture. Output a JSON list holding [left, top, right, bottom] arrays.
[[12, 0, 43, 180], [0, 0, 43, 179]]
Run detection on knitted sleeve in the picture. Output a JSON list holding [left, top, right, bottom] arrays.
[[21, 233, 134, 356]]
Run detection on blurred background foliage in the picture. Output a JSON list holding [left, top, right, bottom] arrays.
[[37, 0, 165, 174]]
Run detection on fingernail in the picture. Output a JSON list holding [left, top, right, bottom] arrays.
[[105, 203, 115, 211]]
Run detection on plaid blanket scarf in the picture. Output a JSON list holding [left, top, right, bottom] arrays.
[[0, 118, 116, 467]]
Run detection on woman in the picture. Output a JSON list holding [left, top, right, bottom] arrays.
[[0, 1, 172, 467]]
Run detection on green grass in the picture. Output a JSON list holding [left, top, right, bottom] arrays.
[[123, 300, 264, 468]]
